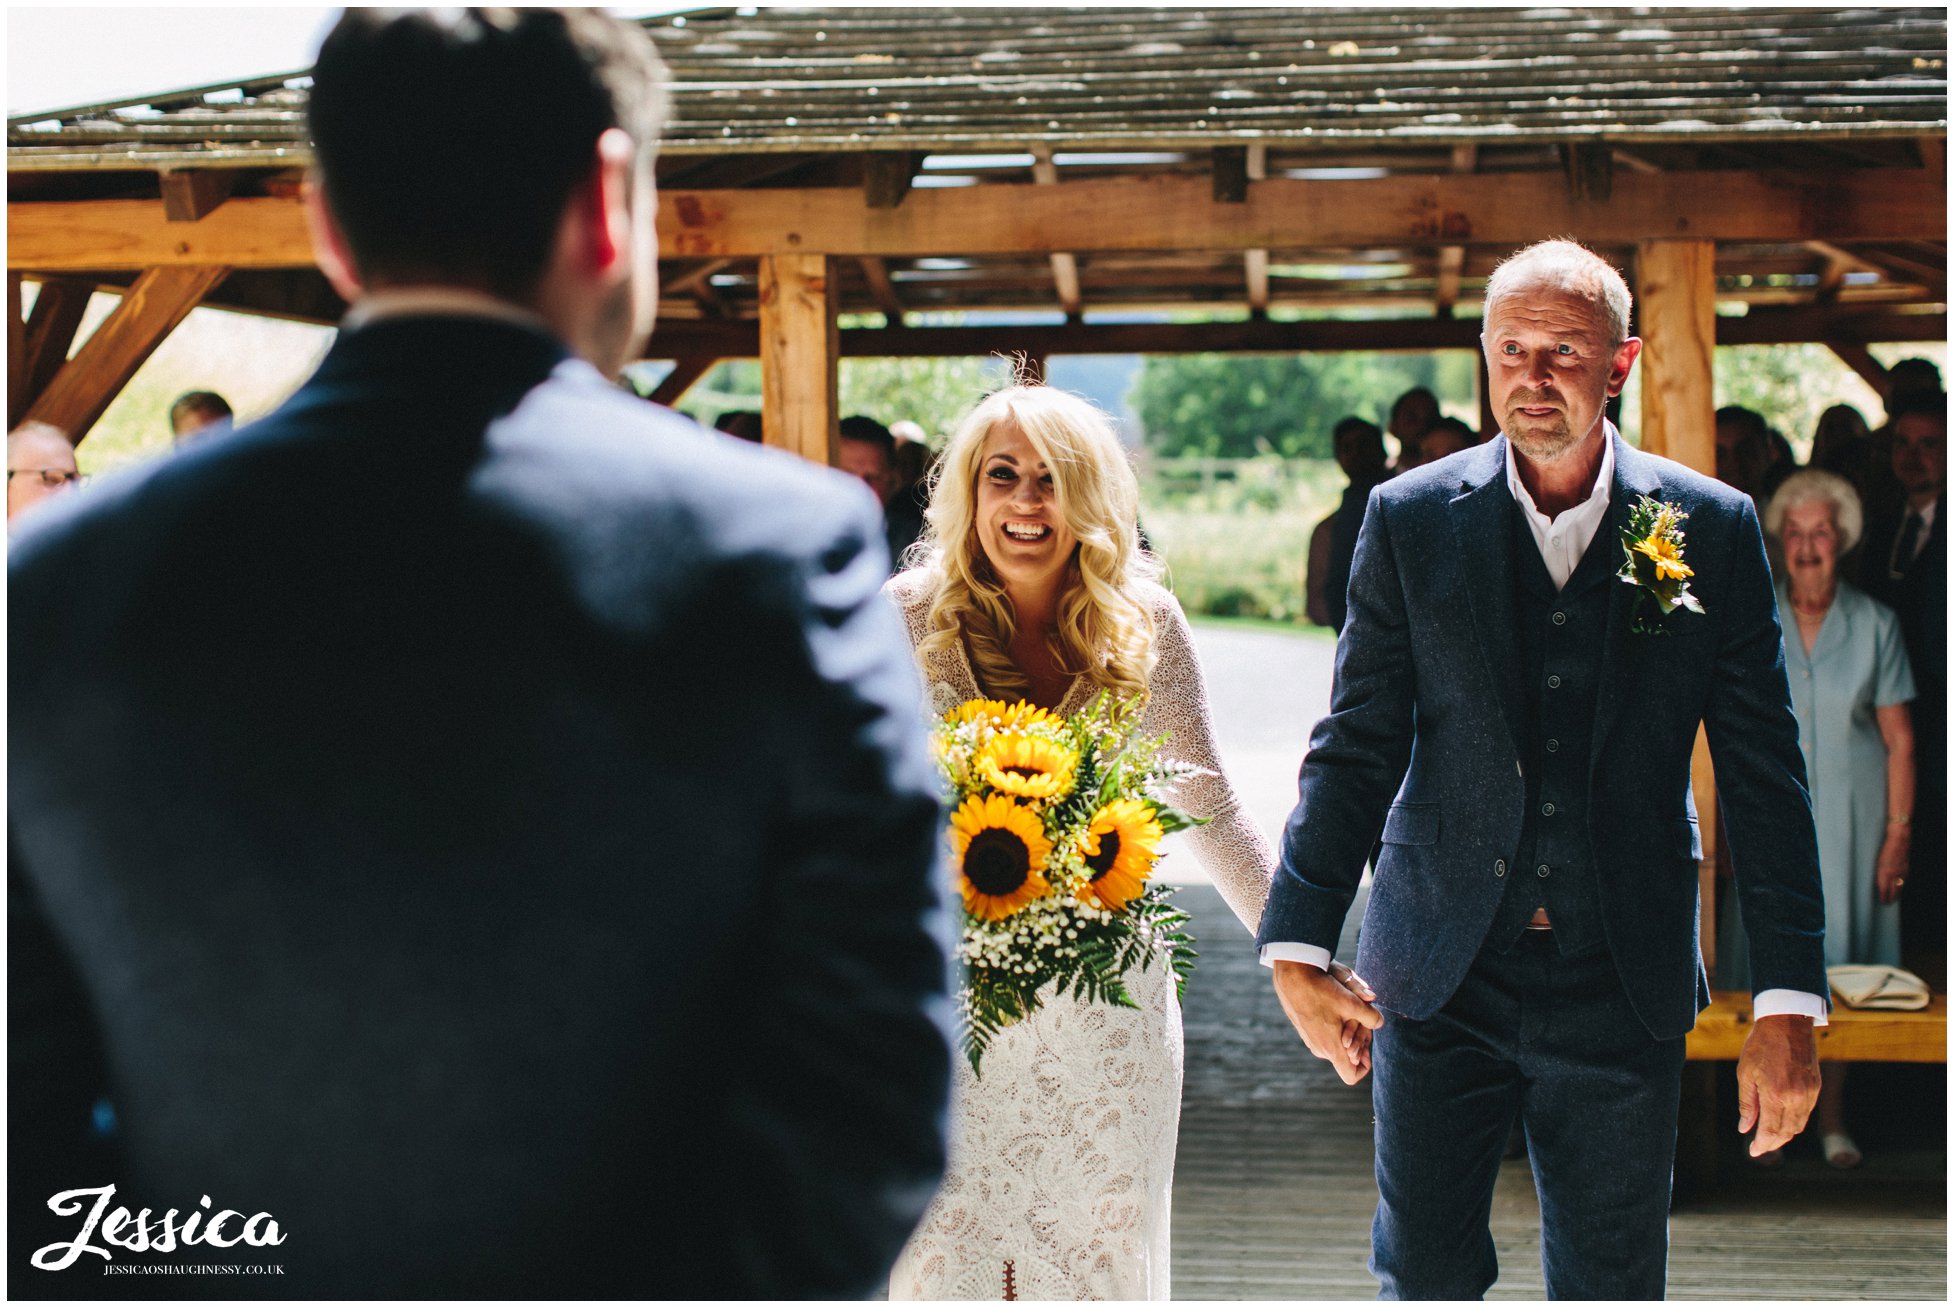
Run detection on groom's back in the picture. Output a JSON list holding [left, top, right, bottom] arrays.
[[9, 318, 948, 1296]]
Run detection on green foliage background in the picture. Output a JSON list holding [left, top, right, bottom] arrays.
[[1130, 350, 1478, 459]]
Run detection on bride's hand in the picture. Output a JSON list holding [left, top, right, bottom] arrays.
[[1328, 962, 1378, 1075]]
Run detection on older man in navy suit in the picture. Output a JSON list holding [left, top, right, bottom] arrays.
[[1257, 240, 1826, 1299], [10, 10, 952, 1298]]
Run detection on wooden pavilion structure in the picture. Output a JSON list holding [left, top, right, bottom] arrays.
[[8, 6, 1945, 466], [3, 5, 1948, 979]]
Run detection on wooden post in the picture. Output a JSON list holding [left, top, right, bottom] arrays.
[[758, 253, 838, 466], [8, 274, 24, 427], [1636, 238, 1720, 961], [24, 265, 229, 442], [1635, 240, 1716, 472]]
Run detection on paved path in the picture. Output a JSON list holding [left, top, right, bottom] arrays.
[[1165, 619, 1947, 1301]]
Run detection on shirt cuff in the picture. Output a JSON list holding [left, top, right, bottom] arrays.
[[1260, 942, 1334, 971], [1753, 988, 1829, 1027]]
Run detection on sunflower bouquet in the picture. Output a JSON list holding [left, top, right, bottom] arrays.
[[935, 693, 1203, 1072], [1618, 493, 1705, 635]]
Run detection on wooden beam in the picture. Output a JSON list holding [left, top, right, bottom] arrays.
[[23, 265, 228, 442], [14, 169, 1941, 271], [159, 169, 236, 222], [858, 256, 904, 324], [863, 151, 916, 210], [1031, 146, 1083, 321], [758, 254, 837, 466], [1636, 240, 1716, 474], [1826, 341, 1892, 399], [14, 276, 95, 426], [645, 303, 1947, 363], [1844, 244, 1948, 299], [663, 258, 733, 298], [646, 356, 718, 407]]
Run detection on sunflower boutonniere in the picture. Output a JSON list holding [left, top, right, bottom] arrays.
[[1617, 494, 1705, 635]]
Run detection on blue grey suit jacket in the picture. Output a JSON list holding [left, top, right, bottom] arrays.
[[1257, 432, 1827, 1041], [9, 316, 954, 1298]]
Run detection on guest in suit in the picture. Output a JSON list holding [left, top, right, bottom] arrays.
[[1318, 416, 1388, 634], [9, 9, 952, 1298], [168, 390, 234, 446], [1259, 240, 1826, 1299], [1859, 390, 1946, 988]]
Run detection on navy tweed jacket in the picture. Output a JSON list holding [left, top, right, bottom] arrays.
[[1257, 432, 1827, 1040]]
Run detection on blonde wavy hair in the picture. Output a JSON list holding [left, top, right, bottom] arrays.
[[914, 384, 1161, 704]]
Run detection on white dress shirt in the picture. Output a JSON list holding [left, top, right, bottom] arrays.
[[1263, 424, 1826, 1025]]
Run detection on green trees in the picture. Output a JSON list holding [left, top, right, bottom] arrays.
[[1129, 350, 1477, 458]]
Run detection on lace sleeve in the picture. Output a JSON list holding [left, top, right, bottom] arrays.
[[1142, 591, 1276, 933]]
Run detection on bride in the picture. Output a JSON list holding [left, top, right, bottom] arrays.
[[883, 383, 1362, 1300]]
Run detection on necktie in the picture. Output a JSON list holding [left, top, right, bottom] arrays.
[[1890, 512, 1925, 580]]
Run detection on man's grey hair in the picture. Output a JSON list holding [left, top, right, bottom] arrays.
[[1481, 239, 1634, 348], [1765, 468, 1864, 555]]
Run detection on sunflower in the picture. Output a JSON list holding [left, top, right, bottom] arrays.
[[950, 698, 1059, 732], [1079, 798, 1165, 911], [950, 794, 1053, 921], [976, 732, 1078, 801], [1633, 533, 1694, 582]]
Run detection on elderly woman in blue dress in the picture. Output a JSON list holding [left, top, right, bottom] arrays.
[[1723, 468, 1916, 1168]]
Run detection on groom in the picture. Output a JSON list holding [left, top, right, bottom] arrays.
[[10, 9, 952, 1298], [1258, 240, 1826, 1298]]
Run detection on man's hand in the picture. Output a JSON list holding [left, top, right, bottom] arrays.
[[1735, 1012, 1820, 1155], [1272, 959, 1383, 1085]]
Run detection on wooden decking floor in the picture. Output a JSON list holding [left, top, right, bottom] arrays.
[[1170, 882, 1948, 1301]]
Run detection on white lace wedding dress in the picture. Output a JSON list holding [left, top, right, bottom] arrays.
[[884, 569, 1274, 1301]]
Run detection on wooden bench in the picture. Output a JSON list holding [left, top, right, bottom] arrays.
[[1675, 990, 1946, 1198], [1688, 989, 1948, 1062]]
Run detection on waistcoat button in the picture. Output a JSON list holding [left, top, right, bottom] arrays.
[[1494, 859, 1507, 877], [1547, 674, 1563, 689], [1536, 863, 1552, 878]]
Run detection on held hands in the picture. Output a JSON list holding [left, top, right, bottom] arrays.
[[1736, 1013, 1820, 1156], [1271, 959, 1383, 1085], [1875, 830, 1911, 905]]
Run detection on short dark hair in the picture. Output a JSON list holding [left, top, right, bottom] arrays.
[[170, 390, 233, 429], [1888, 390, 1947, 428], [308, 9, 669, 300], [839, 415, 896, 454]]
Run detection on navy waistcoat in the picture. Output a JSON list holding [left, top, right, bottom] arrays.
[[1486, 495, 1615, 955]]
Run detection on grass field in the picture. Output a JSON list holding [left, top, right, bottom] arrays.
[[1143, 458, 1344, 628]]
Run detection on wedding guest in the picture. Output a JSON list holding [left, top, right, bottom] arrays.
[[10, 9, 951, 1297], [169, 390, 233, 445], [1306, 510, 1336, 628], [1386, 386, 1439, 474], [1715, 405, 1774, 502], [841, 414, 926, 571], [6, 422, 81, 524], [1319, 416, 1387, 634], [1810, 404, 1873, 504], [712, 408, 763, 443], [1724, 470, 1914, 1167], [1420, 415, 1478, 462], [1859, 391, 1946, 987], [1864, 360, 1941, 522]]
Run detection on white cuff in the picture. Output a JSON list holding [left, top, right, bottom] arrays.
[[1752, 988, 1829, 1028], [1259, 942, 1334, 971]]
